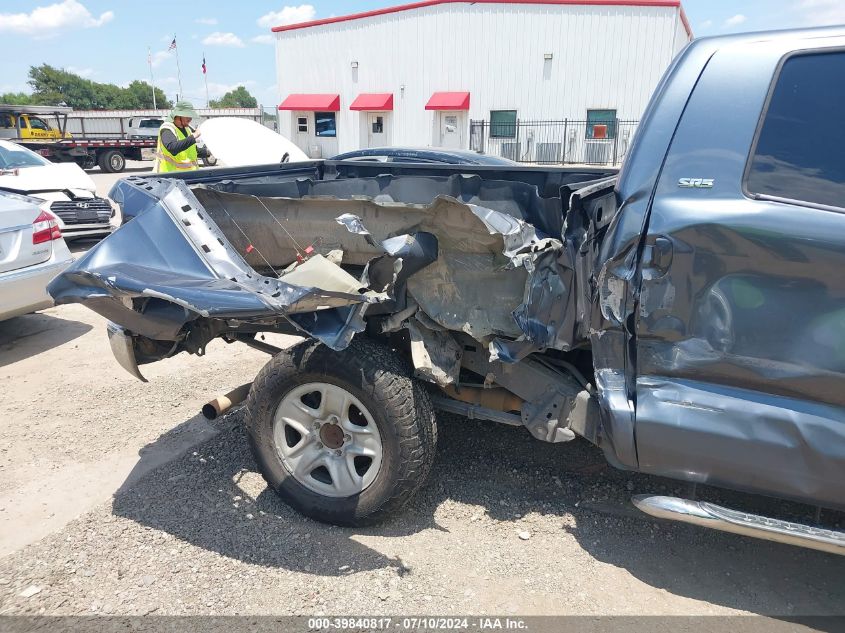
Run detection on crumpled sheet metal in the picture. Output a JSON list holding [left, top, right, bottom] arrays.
[[202, 172, 565, 239], [200, 184, 576, 371], [334, 196, 573, 374], [47, 179, 421, 351], [334, 196, 558, 341], [51, 175, 582, 378], [406, 317, 463, 385]]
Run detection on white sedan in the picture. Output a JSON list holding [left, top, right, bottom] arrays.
[[0, 190, 73, 321], [0, 140, 117, 241]]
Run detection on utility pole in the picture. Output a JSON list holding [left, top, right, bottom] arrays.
[[147, 47, 157, 110], [170, 35, 183, 98]]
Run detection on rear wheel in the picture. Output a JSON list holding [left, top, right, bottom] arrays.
[[98, 150, 125, 173], [245, 339, 437, 526]]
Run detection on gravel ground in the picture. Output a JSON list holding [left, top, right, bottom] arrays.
[[1, 304, 844, 618], [85, 160, 152, 197]]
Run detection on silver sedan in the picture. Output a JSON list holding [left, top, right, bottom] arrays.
[[0, 191, 73, 321]]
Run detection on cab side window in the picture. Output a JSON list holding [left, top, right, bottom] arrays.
[[0, 114, 13, 128], [28, 117, 49, 131], [747, 51, 845, 210]]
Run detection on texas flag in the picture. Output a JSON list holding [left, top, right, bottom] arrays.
[[202, 54, 207, 75]]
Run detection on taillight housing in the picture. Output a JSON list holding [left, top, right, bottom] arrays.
[[32, 210, 62, 245]]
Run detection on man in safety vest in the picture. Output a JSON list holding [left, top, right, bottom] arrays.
[[154, 101, 208, 173]]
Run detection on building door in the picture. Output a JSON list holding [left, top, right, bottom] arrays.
[[293, 112, 310, 153], [437, 111, 464, 149], [367, 113, 388, 148]]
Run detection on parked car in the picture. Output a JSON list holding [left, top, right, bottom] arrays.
[[127, 117, 163, 140], [49, 27, 845, 555], [0, 140, 116, 240], [331, 147, 519, 165], [0, 191, 72, 321]]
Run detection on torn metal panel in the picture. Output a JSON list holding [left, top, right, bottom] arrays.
[[201, 172, 566, 239], [332, 196, 559, 344], [459, 341, 584, 442], [52, 173, 598, 382], [280, 254, 373, 298], [406, 318, 463, 385], [48, 180, 396, 354]]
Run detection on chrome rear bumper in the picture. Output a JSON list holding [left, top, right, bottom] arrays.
[[106, 322, 147, 382]]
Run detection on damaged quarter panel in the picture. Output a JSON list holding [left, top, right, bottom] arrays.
[[633, 33, 845, 509], [589, 36, 720, 469]]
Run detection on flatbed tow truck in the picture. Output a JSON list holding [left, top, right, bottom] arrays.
[[0, 104, 156, 173]]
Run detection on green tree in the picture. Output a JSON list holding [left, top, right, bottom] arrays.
[[125, 80, 171, 109], [0, 92, 34, 105], [25, 64, 172, 109], [28, 64, 92, 106], [209, 86, 258, 108]]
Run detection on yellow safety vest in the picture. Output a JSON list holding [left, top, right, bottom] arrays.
[[154, 122, 199, 173]]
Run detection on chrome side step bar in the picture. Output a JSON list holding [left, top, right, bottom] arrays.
[[632, 495, 845, 556]]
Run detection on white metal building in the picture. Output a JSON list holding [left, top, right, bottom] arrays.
[[272, 0, 692, 160]]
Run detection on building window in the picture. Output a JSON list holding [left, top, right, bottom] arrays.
[[586, 109, 617, 139], [315, 112, 336, 137], [297, 116, 308, 133], [372, 116, 384, 134], [490, 110, 517, 138], [746, 51, 845, 210]]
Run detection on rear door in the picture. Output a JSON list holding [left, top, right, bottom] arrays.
[[0, 194, 50, 274], [367, 113, 387, 147], [633, 37, 845, 509]]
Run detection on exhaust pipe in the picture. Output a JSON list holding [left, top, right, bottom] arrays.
[[633, 495, 845, 556], [202, 383, 251, 420]]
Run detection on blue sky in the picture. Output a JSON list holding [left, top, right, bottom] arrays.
[[1, 1, 843, 109]]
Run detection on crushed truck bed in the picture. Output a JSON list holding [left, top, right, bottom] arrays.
[[48, 170, 616, 384]]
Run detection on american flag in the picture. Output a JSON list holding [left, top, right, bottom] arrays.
[[168, 36, 177, 51], [202, 54, 207, 75]]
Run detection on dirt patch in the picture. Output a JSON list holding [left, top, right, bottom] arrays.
[[0, 304, 844, 617]]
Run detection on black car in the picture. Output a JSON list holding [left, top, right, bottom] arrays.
[[331, 147, 518, 165]]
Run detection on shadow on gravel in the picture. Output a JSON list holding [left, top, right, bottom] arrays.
[[0, 313, 92, 367], [112, 409, 845, 616]]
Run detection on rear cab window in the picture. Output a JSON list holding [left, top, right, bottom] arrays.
[[746, 50, 845, 210]]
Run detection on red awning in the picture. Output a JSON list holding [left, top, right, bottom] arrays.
[[278, 94, 340, 111], [425, 91, 470, 110], [350, 93, 394, 111]]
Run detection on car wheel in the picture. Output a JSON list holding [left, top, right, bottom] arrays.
[[245, 338, 437, 526], [98, 150, 125, 173]]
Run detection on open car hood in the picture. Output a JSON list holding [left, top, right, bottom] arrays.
[[0, 162, 96, 196], [199, 117, 309, 167]]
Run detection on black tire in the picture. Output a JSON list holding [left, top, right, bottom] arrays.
[[245, 338, 437, 526], [98, 150, 125, 173]]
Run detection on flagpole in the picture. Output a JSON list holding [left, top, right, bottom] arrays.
[[147, 47, 157, 111], [174, 35, 183, 99], [204, 51, 209, 107]]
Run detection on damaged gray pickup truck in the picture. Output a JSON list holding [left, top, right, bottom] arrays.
[[50, 27, 845, 554]]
